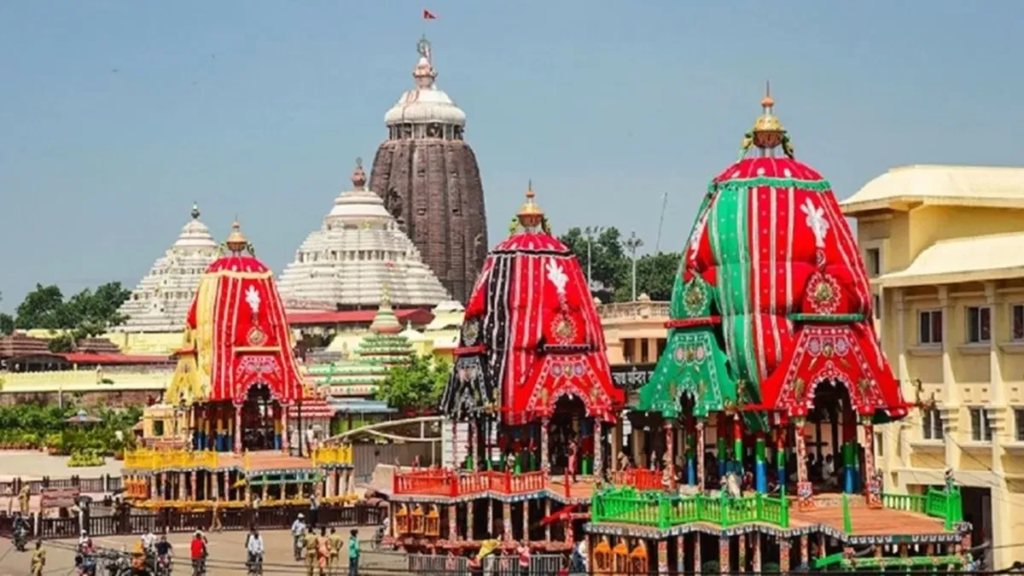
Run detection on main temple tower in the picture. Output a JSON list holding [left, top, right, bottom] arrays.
[[369, 36, 488, 304]]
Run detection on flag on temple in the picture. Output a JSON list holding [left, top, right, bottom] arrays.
[[423, 9, 437, 19]]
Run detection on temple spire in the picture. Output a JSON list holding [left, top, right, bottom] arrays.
[[225, 219, 249, 255], [517, 181, 544, 230], [740, 82, 795, 160], [191, 202, 201, 220]]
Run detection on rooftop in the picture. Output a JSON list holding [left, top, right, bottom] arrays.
[[877, 231, 1024, 287], [841, 164, 1024, 215], [277, 159, 450, 310], [384, 37, 466, 127], [115, 203, 220, 333]]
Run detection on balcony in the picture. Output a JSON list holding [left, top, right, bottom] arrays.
[[595, 301, 670, 321], [392, 469, 548, 498], [591, 486, 790, 530]]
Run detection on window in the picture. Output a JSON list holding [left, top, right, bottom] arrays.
[[640, 339, 650, 363], [152, 420, 164, 438], [918, 310, 943, 345], [656, 338, 667, 359], [970, 408, 993, 442], [865, 248, 881, 277], [875, 432, 884, 457], [966, 306, 991, 344], [872, 294, 881, 320], [623, 338, 636, 364], [921, 408, 944, 440], [1016, 408, 1024, 442], [1013, 305, 1024, 341]]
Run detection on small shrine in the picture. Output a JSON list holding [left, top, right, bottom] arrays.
[[125, 220, 357, 511]]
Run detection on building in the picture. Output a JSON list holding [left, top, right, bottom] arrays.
[[112, 203, 220, 338], [598, 294, 669, 366], [843, 164, 1024, 569], [369, 36, 488, 304], [277, 159, 450, 311]]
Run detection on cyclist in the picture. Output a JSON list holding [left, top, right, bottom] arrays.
[[245, 526, 264, 575]]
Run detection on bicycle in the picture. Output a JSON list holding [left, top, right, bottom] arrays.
[[191, 557, 206, 576], [247, 553, 263, 576]]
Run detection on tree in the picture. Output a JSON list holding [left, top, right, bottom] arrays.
[[13, 282, 131, 342], [614, 251, 682, 302], [0, 293, 14, 336], [375, 356, 451, 413], [558, 227, 630, 302]]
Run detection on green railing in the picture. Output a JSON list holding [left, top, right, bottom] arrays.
[[844, 487, 964, 534], [592, 486, 790, 529]]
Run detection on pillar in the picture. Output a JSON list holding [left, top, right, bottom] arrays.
[[795, 419, 813, 510], [732, 415, 743, 475], [541, 417, 550, 475], [800, 534, 809, 568], [544, 501, 551, 541], [718, 535, 729, 575], [716, 413, 727, 480], [779, 537, 791, 574], [676, 535, 685, 575], [594, 419, 604, 479], [686, 416, 697, 485], [752, 533, 761, 574], [610, 420, 621, 473], [211, 471, 219, 500], [448, 505, 458, 541], [862, 419, 881, 507], [280, 407, 289, 452], [657, 539, 669, 575], [754, 430, 767, 493], [467, 500, 475, 541], [190, 471, 198, 500], [502, 502, 512, 541], [522, 502, 530, 543], [233, 408, 242, 453], [775, 427, 786, 494], [696, 418, 706, 492], [469, 419, 478, 471], [694, 533, 701, 575], [222, 472, 229, 502], [487, 499, 493, 538], [841, 402, 857, 494], [664, 420, 676, 491], [738, 533, 746, 572], [178, 472, 186, 500]]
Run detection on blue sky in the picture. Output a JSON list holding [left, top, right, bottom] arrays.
[[1, 1, 1022, 311]]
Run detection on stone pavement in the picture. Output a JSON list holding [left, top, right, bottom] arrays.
[[0, 526, 407, 575], [0, 451, 124, 481]]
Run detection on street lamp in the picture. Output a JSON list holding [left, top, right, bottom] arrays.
[[623, 231, 644, 302], [584, 226, 604, 289]]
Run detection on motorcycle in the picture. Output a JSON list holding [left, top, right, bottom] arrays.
[[155, 554, 173, 576], [372, 525, 385, 551], [104, 553, 133, 576], [246, 553, 263, 576], [191, 557, 206, 576], [12, 527, 27, 552]]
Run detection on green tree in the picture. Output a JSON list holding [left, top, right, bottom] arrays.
[[48, 333, 76, 353], [0, 293, 14, 336], [15, 284, 68, 329], [614, 251, 682, 302], [375, 356, 451, 413], [558, 227, 629, 302]]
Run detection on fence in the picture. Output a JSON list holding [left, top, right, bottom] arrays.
[[0, 475, 123, 497], [591, 486, 790, 529], [407, 554, 566, 576], [393, 469, 547, 498], [0, 503, 382, 540]]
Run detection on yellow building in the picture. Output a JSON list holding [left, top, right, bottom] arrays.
[[844, 164, 1024, 569], [598, 294, 669, 365]]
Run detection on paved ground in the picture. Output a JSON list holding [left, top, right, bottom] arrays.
[[0, 526, 407, 576], [0, 451, 125, 482]]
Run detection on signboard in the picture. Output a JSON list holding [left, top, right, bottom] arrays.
[[610, 363, 656, 391], [40, 487, 81, 510]]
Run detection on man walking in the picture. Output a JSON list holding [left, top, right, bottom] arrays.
[[347, 529, 360, 576]]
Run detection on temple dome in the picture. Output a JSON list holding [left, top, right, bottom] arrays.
[[278, 159, 451, 310], [114, 203, 220, 333], [384, 40, 466, 127]]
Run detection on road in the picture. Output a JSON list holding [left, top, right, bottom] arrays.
[[0, 526, 408, 576]]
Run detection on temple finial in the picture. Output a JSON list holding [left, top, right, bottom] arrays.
[[225, 218, 248, 254], [517, 181, 543, 230], [351, 157, 367, 189], [191, 202, 200, 220]]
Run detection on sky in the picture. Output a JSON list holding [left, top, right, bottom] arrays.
[[1, 1, 1023, 312]]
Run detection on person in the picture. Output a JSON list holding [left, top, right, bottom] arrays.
[[317, 527, 330, 576], [211, 497, 223, 532], [155, 534, 173, 573], [142, 528, 157, 555], [309, 492, 320, 528], [575, 539, 588, 574], [303, 524, 319, 576], [822, 454, 836, 489], [30, 540, 45, 576], [245, 526, 264, 573], [190, 530, 207, 575], [516, 540, 531, 576], [291, 513, 308, 561], [19, 485, 30, 517], [567, 440, 578, 484], [13, 512, 29, 544], [347, 529, 360, 576], [328, 527, 344, 575]]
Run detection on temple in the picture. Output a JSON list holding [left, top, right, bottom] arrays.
[[369, 36, 488, 304], [386, 185, 623, 557], [112, 203, 220, 335], [278, 159, 450, 311], [123, 221, 356, 511], [580, 89, 969, 574]]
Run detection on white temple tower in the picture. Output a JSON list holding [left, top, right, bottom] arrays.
[[114, 203, 220, 333], [278, 159, 450, 310]]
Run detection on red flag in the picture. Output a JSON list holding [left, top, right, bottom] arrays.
[[423, 9, 437, 19]]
